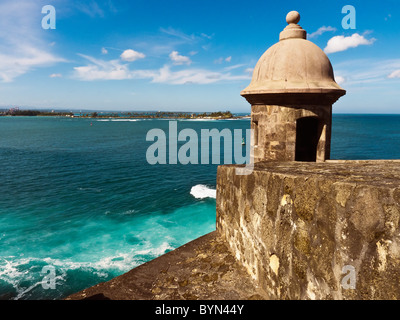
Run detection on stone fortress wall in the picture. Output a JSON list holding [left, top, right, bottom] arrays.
[[217, 161, 400, 299]]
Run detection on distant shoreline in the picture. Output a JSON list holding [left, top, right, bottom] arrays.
[[0, 109, 250, 120]]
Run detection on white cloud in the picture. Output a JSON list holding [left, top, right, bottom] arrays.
[[169, 51, 192, 65], [74, 64, 131, 81], [388, 70, 400, 79], [149, 65, 249, 85], [133, 27, 212, 59], [214, 56, 232, 64], [245, 68, 254, 76], [334, 59, 400, 86], [223, 64, 245, 72], [120, 49, 145, 62], [101, 47, 108, 54], [335, 75, 346, 85], [0, 0, 65, 82], [308, 26, 336, 39], [76, 2, 104, 17], [49, 73, 62, 78], [0, 45, 65, 83], [153, 65, 220, 84], [160, 27, 196, 42], [73, 54, 133, 81], [201, 33, 213, 40], [73, 53, 251, 84], [324, 33, 376, 54], [73, 1, 117, 18]]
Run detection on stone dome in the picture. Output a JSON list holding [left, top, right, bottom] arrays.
[[241, 11, 345, 103]]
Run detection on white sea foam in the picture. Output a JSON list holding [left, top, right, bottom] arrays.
[[0, 254, 141, 299], [135, 241, 174, 257], [0, 242, 176, 299], [0, 257, 61, 300], [0, 258, 27, 282], [223, 117, 250, 120], [96, 119, 138, 122], [14, 281, 43, 300], [190, 184, 216, 199], [178, 118, 217, 121], [123, 209, 136, 215]]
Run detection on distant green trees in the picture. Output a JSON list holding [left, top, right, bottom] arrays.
[[0, 109, 235, 119], [2, 109, 74, 117], [86, 111, 234, 119], [11, 110, 41, 116], [195, 111, 233, 118]]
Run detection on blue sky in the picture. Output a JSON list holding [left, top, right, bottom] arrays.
[[0, 0, 399, 113]]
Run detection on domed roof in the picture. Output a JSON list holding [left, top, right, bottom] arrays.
[[241, 11, 345, 103]]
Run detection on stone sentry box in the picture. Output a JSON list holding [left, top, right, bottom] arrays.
[[216, 11, 400, 299], [241, 11, 345, 162]]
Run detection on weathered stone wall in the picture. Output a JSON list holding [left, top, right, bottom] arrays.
[[216, 160, 400, 300], [251, 104, 331, 162]]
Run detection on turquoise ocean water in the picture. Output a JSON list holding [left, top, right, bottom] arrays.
[[0, 114, 400, 300]]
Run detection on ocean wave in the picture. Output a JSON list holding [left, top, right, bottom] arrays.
[[178, 118, 217, 121], [77, 187, 102, 193], [223, 117, 251, 120], [190, 184, 216, 199], [0, 241, 176, 300], [123, 209, 136, 215], [96, 119, 138, 122], [0, 257, 65, 300], [135, 242, 174, 257]]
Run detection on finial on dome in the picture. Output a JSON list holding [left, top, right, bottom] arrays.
[[279, 10, 306, 41], [286, 11, 300, 24]]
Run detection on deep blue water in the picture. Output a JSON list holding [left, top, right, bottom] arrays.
[[331, 114, 400, 160], [0, 114, 399, 300]]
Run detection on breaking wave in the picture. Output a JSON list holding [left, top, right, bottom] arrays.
[[190, 184, 216, 199], [96, 119, 138, 122], [0, 241, 175, 300]]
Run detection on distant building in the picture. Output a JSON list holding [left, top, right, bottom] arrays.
[[8, 107, 20, 115]]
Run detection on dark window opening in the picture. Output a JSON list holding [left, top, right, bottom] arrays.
[[295, 117, 320, 162], [252, 120, 259, 146]]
